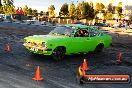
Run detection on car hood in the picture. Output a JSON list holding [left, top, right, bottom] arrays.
[[25, 35, 67, 43]]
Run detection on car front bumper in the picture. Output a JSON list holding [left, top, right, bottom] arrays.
[[23, 43, 52, 55]]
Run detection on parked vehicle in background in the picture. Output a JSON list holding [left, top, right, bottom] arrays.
[[121, 24, 130, 29], [89, 23, 109, 29], [4, 14, 12, 22], [0, 14, 5, 22], [111, 22, 130, 29], [111, 24, 120, 28], [94, 23, 109, 27], [74, 22, 85, 25], [41, 21, 56, 26], [12, 14, 27, 22]]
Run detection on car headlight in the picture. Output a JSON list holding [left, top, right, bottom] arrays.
[[42, 42, 47, 47]]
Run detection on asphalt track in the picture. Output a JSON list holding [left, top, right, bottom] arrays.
[[0, 22, 131, 88]]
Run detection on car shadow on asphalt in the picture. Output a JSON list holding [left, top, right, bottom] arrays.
[[28, 52, 107, 65]]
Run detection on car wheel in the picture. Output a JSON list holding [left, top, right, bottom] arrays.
[[52, 47, 65, 60], [76, 73, 84, 84], [79, 79, 84, 84], [77, 76, 84, 84], [94, 44, 104, 53], [31, 52, 39, 57]]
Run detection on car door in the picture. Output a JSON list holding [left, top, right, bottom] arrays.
[[87, 28, 103, 51], [68, 29, 93, 53]]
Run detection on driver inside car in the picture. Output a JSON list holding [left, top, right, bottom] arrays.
[[75, 29, 89, 37], [78, 29, 84, 37], [83, 30, 89, 37]]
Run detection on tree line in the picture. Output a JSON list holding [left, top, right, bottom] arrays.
[[0, 0, 123, 20], [58, 1, 123, 20]]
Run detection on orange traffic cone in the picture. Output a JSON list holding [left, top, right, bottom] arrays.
[[32, 66, 43, 81], [5, 43, 11, 53], [81, 59, 90, 71], [116, 52, 122, 64]]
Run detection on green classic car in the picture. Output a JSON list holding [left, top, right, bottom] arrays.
[[23, 24, 112, 60]]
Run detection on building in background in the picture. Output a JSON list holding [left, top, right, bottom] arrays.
[[123, 5, 132, 20]]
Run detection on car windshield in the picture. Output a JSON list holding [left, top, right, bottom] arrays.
[[49, 26, 74, 36]]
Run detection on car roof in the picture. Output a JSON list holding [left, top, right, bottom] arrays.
[[56, 24, 103, 34], [65, 24, 96, 29]]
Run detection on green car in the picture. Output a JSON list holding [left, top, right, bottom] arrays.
[[23, 24, 112, 60]]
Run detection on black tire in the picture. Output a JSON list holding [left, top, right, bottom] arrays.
[[79, 78, 84, 84], [52, 47, 66, 60], [77, 76, 84, 84], [30, 52, 40, 57], [94, 44, 104, 53], [76, 73, 84, 84]]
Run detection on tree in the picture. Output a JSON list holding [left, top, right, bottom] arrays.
[[75, 3, 81, 20], [60, 3, 68, 16], [116, 2, 123, 19], [3, 4, 15, 14], [0, 0, 2, 13], [80, 1, 86, 19], [22, 5, 28, 15], [40, 11, 44, 16], [3, 0, 13, 6], [0, 0, 2, 6], [80, 1, 95, 20], [48, 5, 55, 17], [95, 3, 105, 13], [107, 3, 114, 13], [49, 5, 55, 11], [27, 8, 32, 15], [118, 2, 122, 7], [129, 15, 132, 21], [46, 11, 49, 16], [85, 2, 91, 19], [104, 12, 113, 20], [69, 3, 76, 19], [89, 1, 93, 8], [94, 3, 105, 20], [2, 0, 15, 14], [87, 2, 95, 19], [32, 9, 38, 16], [0, 6, 4, 14]]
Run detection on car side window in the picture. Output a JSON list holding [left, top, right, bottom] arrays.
[[88, 29, 99, 37], [75, 29, 89, 37]]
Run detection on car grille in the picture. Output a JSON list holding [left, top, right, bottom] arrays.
[[26, 42, 39, 46], [24, 41, 47, 51]]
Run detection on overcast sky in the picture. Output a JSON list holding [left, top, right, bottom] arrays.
[[2, 0, 132, 13]]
